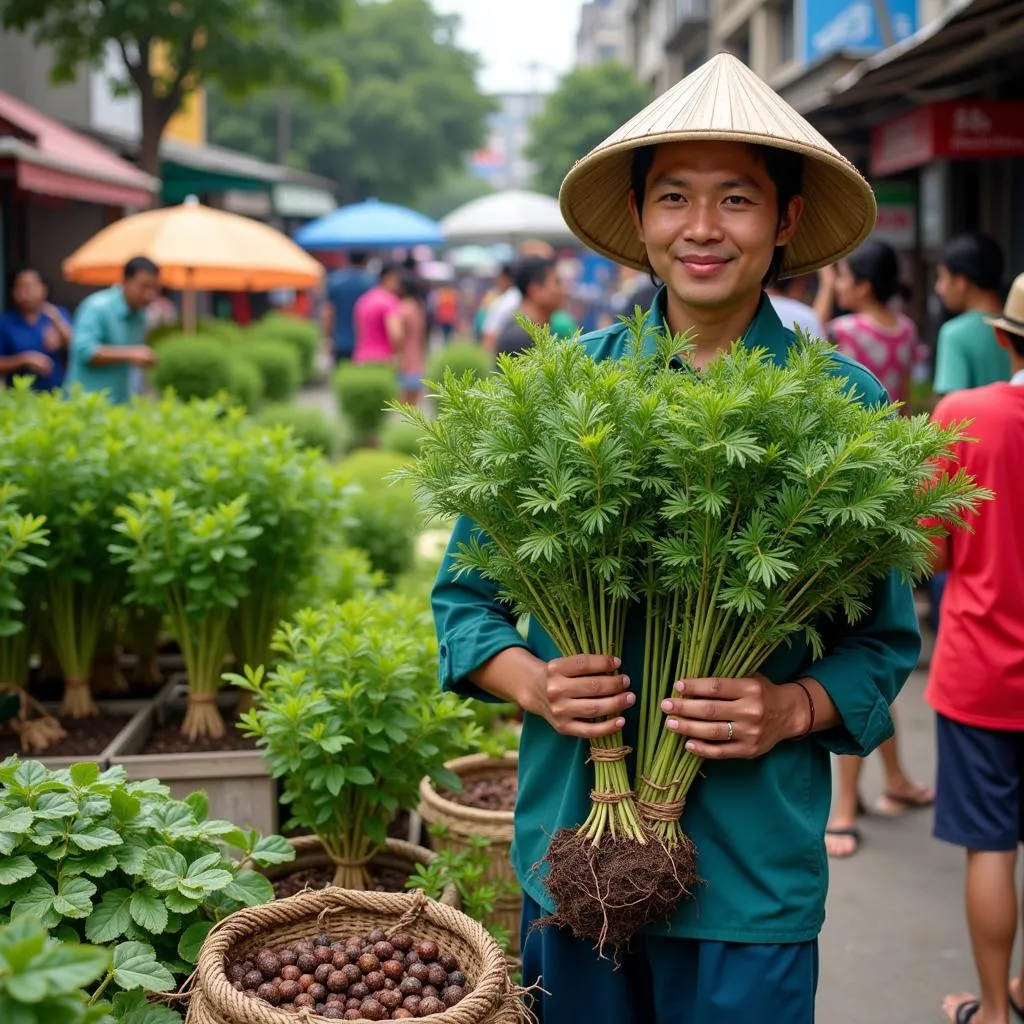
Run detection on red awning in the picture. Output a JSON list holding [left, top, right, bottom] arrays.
[[0, 90, 158, 208]]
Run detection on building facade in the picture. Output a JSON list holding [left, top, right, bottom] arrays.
[[577, 0, 630, 67], [627, 0, 711, 92], [468, 92, 544, 192]]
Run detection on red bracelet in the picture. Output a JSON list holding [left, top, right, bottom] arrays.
[[793, 680, 815, 738]]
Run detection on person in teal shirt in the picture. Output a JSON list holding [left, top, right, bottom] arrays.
[[431, 54, 920, 1024], [65, 256, 161, 404]]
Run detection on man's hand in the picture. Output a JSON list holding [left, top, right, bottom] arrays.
[[19, 351, 54, 376], [522, 653, 634, 740], [129, 346, 158, 368], [660, 675, 810, 760]]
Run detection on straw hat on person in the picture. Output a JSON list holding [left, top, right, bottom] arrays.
[[984, 273, 1024, 338], [559, 52, 876, 279]]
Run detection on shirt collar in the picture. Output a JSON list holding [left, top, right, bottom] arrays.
[[110, 285, 143, 321], [639, 286, 794, 367]]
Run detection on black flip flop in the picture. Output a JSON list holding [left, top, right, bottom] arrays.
[[954, 999, 980, 1023], [1011, 988, 1024, 1022], [825, 827, 861, 858]]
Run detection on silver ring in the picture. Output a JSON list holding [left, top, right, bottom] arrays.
[[726, 721, 735, 742]]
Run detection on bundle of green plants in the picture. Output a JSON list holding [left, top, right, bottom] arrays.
[[250, 313, 321, 382], [0, 757, 294, 1022], [337, 451, 419, 581], [254, 403, 346, 457], [425, 341, 491, 385], [150, 335, 234, 400], [380, 419, 426, 457], [332, 363, 398, 446], [232, 594, 477, 890], [225, 356, 265, 410], [399, 318, 988, 951], [238, 339, 301, 403]]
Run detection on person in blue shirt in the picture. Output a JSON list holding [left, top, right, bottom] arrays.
[[326, 251, 376, 363], [0, 268, 73, 390]]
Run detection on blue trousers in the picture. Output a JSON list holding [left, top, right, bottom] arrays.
[[520, 894, 818, 1024]]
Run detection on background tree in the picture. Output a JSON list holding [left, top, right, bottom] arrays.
[[0, 0, 345, 176], [415, 172, 494, 221], [527, 62, 651, 197], [207, 0, 495, 205]]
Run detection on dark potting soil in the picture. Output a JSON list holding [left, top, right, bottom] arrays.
[[440, 775, 517, 812], [141, 714, 258, 755], [0, 713, 135, 758], [273, 865, 412, 900]]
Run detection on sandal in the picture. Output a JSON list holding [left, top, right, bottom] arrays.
[[874, 786, 934, 817], [952, 999, 979, 1023], [825, 827, 861, 858], [1011, 987, 1024, 1022]]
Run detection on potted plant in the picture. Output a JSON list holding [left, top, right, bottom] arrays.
[[231, 593, 479, 893]]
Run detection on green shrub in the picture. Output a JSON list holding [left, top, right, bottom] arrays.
[[337, 450, 419, 581], [290, 545, 385, 614], [332, 363, 398, 445], [146, 322, 182, 345], [380, 419, 426, 457], [198, 316, 245, 345], [426, 340, 491, 384], [239, 339, 301, 403], [251, 313, 320, 382], [150, 334, 233, 400], [255, 403, 344, 457], [226, 356, 265, 410]]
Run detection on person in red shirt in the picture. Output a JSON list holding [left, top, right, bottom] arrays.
[[927, 272, 1024, 1024]]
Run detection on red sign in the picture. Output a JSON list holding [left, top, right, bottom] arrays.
[[870, 100, 1024, 177]]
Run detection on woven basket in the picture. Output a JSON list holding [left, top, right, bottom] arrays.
[[418, 754, 520, 954], [263, 835, 461, 909], [185, 887, 526, 1024]]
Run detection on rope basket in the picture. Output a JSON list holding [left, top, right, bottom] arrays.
[[262, 835, 461, 909], [185, 887, 528, 1024], [418, 754, 520, 954]]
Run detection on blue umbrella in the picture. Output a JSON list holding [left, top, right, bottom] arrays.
[[294, 198, 445, 250]]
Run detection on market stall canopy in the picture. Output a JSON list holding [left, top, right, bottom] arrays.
[[441, 190, 576, 246], [0, 91, 157, 208], [448, 244, 502, 273], [62, 196, 324, 291], [294, 198, 445, 250]]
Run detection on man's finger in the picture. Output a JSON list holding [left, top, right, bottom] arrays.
[[559, 715, 627, 740], [556, 673, 630, 701], [561, 691, 635, 722], [553, 653, 622, 678], [661, 696, 733, 720], [664, 717, 732, 742], [682, 739, 752, 761], [674, 676, 748, 699]]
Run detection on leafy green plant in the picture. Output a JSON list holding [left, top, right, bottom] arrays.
[[225, 357, 265, 411], [250, 314, 321, 382], [0, 482, 48, 644], [110, 492, 260, 740], [150, 336, 234, 400], [380, 419, 426, 457], [467, 702, 520, 760], [232, 595, 477, 890], [197, 318, 244, 346], [289, 546, 385, 613], [239, 340, 301, 403], [0, 757, 294, 1020], [425, 341, 491, 386], [332, 363, 398, 445], [337, 451, 419, 582], [254, 404, 345, 457]]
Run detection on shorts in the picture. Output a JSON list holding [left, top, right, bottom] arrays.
[[398, 372, 422, 391], [934, 712, 1024, 851]]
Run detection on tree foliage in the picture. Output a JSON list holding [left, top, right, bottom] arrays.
[[526, 62, 652, 197], [207, 0, 495, 203], [0, 0, 345, 174]]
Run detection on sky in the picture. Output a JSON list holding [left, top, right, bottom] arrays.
[[430, 0, 586, 94]]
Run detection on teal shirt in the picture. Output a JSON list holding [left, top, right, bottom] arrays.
[[64, 286, 148, 404], [933, 309, 1010, 395], [431, 292, 921, 944]]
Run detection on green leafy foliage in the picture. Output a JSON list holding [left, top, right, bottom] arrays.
[[380, 420, 426, 458], [332, 364, 399, 445], [225, 357, 265, 411], [254, 404, 345, 458], [249, 315, 321, 383], [336, 451, 419, 582], [239, 341, 301, 404], [425, 341, 491, 386], [232, 595, 477, 888], [150, 336, 234, 401], [0, 758, 292, 1015], [0, 484, 48, 641], [289, 546, 385, 613], [526, 62, 652, 197]]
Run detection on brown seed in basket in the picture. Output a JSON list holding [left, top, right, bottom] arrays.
[[399, 977, 422, 997], [279, 981, 301, 1003], [360, 999, 387, 1021], [372, 941, 395, 962], [416, 941, 439, 963], [392, 1011, 415, 1020], [442, 985, 466, 1008], [357, 953, 381, 974], [346, 997, 362, 1011], [365, 970, 386, 992], [349, 982, 369, 1001], [390, 932, 414, 952], [382, 960, 404, 981], [402, 994, 422, 1013], [294, 940, 315, 954], [437, 954, 459, 974], [342, 964, 362, 986], [256, 983, 280, 1006], [296, 952, 318, 974], [279, 949, 297, 967], [298, 974, 315, 992], [404, 951, 420, 966], [315, 946, 335, 965], [446, 971, 467, 989], [367, 929, 387, 944], [407, 963, 430, 984], [307, 982, 327, 1003], [321, 1008, 345, 1020], [378, 990, 402, 1011], [421, 984, 439, 1000], [282, 965, 301, 983], [227, 964, 247, 984], [316, 963, 334, 985], [243, 970, 264, 990], [327, 970, 349, 993], [314, 934, 332, 947], [294, 993, 315, 1009], [426, 964, 447, 988], [332, 951, 351, 970], [418, 996, 447, 1016]]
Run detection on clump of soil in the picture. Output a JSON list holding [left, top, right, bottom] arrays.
[[142, 713, 257, 754], [440, 774, 517, 811], [0, 713, 134, 758], [232, 929, 472, 1019], [273, 865, 412, 901], [537, 828, 700, 958]]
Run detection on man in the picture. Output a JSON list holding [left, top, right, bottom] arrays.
[[326, 252, 375, 363], [481, 264, 520, 354], [927, 272, 1024, 1024], [352, 262, 404, 365], [770, 273, 825, 337], [431, 53, 919, 1023], [65, 257, 160, 403], [495, 257, 566, 356], [0, 268, 72, 390], [933, 233, 1010, 395]]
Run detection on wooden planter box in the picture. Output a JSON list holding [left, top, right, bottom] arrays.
[[107, 680, 278, 835], [35, 699, 153, 772]]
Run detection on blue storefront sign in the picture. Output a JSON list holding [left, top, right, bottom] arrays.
[[800, 0, 917, 63]]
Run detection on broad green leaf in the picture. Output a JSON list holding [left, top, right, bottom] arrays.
[[111, 942, 175, 993], [69, 763, 101, 788], [141, 848, 186, 892], [162, 891, 201, 915], [223, 870, 273, 908], [0, 917, 48, 970], [346, 766, 374, 786], [0, 807, 34, 837], [109, 791, 141, 824], [69, 825, 122, 852], [115, 843, 147, 875], [249, 834, 294, 868], [85, 889, 133, 943], [176, 922, 213, 965], [112, 989, 182, 1024], [5, 942, 110, 1002], [183, 792, 208, 822], [0, 856, 37, 886], [32, 792, 78, 820], [129, 889, 168, 935], [63, 850, 119, 878], [181, 854, 232, 894], [219, 827, 253, 854], [11, 877, 58, 928], [53, 876, 97, 919]]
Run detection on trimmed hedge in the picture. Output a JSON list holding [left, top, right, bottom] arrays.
[[255, 403, 345, 457], [226, 357, 265, 410], [239, 339, 302, 403], [332, 363, 398, 446], [380, 419, 426, 457], [250, 313, 320, 382], [426, 341, 491, 384], [150, 334, 233, 400]]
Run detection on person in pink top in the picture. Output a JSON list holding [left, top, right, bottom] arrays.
[[396, 271, 427, 406], [353, 262, 403, 365]]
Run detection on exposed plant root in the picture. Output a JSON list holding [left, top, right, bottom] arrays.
[[0, 686, 67, 753], [60, 677, 99, 718], [180, 697, 227, 742], [537, 828, 700, 959]]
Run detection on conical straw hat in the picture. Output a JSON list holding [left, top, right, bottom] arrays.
[[559, 53, 876, 279]]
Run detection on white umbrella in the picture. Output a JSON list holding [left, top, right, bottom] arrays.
[[441, 190, 576, 246]]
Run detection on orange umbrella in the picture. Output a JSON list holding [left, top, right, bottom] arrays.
[[62, 197, 324, 322]]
